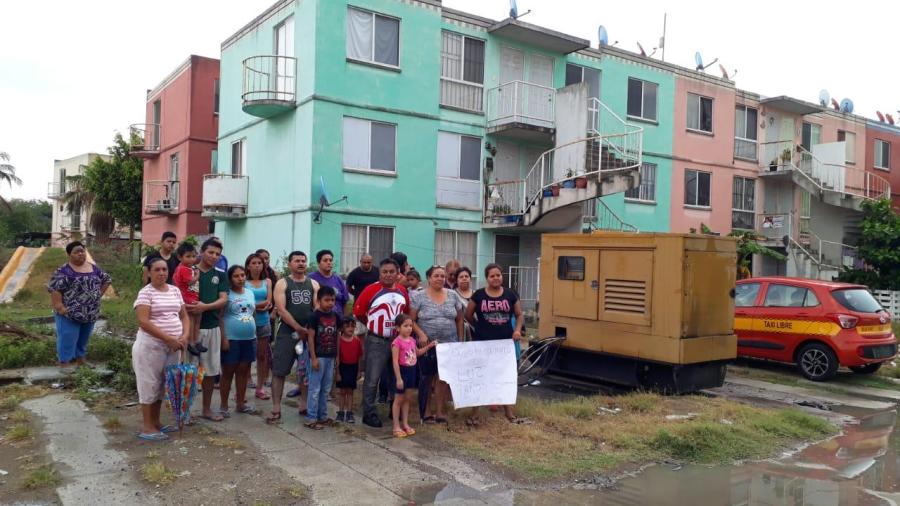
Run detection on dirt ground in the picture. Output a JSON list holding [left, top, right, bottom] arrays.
[[0, 386, 60, 505]]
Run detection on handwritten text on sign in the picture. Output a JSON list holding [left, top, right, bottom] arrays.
[[436, 340, 517, 409]]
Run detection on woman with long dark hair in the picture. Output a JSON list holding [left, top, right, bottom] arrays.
[[246, 253, 273, 400]]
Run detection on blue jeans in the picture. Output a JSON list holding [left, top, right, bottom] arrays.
[[55, 314, 94, 363], [306, 356, 335, 422]]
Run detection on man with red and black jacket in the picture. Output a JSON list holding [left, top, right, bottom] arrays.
[[353, 257, 411, 428]]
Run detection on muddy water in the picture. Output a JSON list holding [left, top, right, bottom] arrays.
[[410, 409, 900, 505]]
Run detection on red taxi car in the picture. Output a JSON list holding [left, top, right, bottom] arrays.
[[735, 277, 897, 381]]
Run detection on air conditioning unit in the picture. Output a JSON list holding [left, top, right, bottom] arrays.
[[156, 199, 173, 211]]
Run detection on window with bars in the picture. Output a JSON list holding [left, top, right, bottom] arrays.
[[875, 139, 890, 170], [342, 117, 396, 173], [837, 130, 856, 164], [625, 162, 657, 202], [346, 7, 399, 67], [564, 63, 600, 100], [230, 140, 244, 176], [687, 93, 713, 133], [626, 78, 657, 121], [434, 230, 477, 271], [684, 169, 711, 207], [734, 105, 757, 160], [440, 31, 484, 112], [731, 176, 755, 230], [340, 224, 394, 274]]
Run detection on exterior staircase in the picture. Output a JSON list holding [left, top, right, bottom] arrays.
[[583, 198, 638, 232], [485, 98, 642, 228], [789, 231, 859, 280]]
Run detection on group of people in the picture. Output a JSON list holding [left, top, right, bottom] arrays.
[[47, 232, 524, 442]]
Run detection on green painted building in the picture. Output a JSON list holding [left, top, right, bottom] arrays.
[[205, 0, 661, 306]]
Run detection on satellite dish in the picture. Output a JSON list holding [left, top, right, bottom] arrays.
[[831, 98, 840, 111], [818, 89, 830, 107], [887, 113, 895, 125], [509, 0, 518, 18], [319, 176, 331, 207], [637, 42, 647, 57], [840, 98, 854, 114], [877, 111, 886, 122], [598, 25, 609, 46], [694, 52, 704, 71]]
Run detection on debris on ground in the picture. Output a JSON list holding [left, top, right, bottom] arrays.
[[597, 407, 621, 415], [664, 413, 698, 421], [794, 400, 832, 411]]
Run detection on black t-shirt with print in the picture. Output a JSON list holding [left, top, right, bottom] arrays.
[[308, 310, 341, 358], [143, 250, 180, 285], [470, 288, 518, 341]]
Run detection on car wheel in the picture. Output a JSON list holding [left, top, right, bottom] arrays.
[[796, 343, 838, 381], [849, 363, 882, 375]]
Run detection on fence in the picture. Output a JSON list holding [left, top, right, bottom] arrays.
[[873, 291, 900, 319]]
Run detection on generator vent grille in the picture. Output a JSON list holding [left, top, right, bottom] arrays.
[[604, 279, 647, 314]]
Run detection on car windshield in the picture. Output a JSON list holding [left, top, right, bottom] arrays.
[[831, 288, 883, 314]]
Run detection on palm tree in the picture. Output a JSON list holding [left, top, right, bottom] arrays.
[[60, 174, 115, 242], [0, 151, 23, 211]]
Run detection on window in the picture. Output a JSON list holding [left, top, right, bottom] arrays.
[[732, 177, 755, 230], [440, 31, 484, 112], [346, 7, 399, 67], [684, 169, 711, 207], [340, 224, 394, 274], [437, 132, 480, 181], [274, 16, 296, 100], [58, 169, 66, 194], [832, 289, 883, 313], [627, 78, 657, 121], [801, 122, 821, 151], [210, 149, 218, 173], [169, 154, 180, 182], [343, 117, 396, 173], [230, 139, 244, 176], [687, 93, 713, 133], [764, 284, 818, 308], [70, 208, 81, 231], [213, 79, 220, 114], [564, 63, 600, 100], [625, 162, 657, 202], [837, 130, 855, 164], [735, 283, 760, 307], [734, 105, 758, 160], [434, 230, 477, 271], [875, 139, 891, 170], [557, 256, 585, 281], [169, 154, 180, 207]]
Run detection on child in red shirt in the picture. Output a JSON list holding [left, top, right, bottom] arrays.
[[173, 243, 206, 356], [335, 318, 363, 423]]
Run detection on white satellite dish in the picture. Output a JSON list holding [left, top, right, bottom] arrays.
[[818, 89, 830, 107]]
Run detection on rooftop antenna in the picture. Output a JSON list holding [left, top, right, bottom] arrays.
[[818, 89, 830, 107], [831, 98, 841, 111], [839, 98, 854, 114], [718, 64, 737, 81], [694, 51, 717, 72], [887, 113, 895, 125], [637, 42, 646, 57], [313, 176, 347, 224], [660, 13, 667, 62], [598, 25, 609, 47], [876, 111, 886, 122]]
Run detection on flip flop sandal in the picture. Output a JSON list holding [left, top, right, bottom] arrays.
[[159, 425, 178, 434], [201, 414, 225, 422], [304, 421, 324, 430], [404, 427, 416, 436], [237, 405, 259, 415], [265, 412, 282, 424], [255, 390, 271, 400], [422, 416, 436, 424], [137, 432, 169, 441], [393, 430, 408, 438], [219, 409, 231, 419]]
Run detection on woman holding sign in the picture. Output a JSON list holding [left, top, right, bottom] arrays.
[[464, 263, 524, 425]]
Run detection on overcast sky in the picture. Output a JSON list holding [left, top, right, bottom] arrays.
[[1, 0, 895, 202]]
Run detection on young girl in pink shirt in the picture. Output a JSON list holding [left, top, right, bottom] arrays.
[[391, 314, 435, 438]]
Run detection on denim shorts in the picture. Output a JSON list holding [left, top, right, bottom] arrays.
[[221, 339, 257, 365]]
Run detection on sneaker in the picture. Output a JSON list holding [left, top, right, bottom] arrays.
[[362, 413, 382, 428], [286, 388, 301, 398], [346, 411, 356, 424], [195, 342, 209, 353], [336, 411, 345, 422], [187, 343, 202, 357]]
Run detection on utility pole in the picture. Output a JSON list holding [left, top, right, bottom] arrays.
[[661, 13, 667, 62]]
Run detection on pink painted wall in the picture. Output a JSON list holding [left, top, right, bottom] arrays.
[[865, 122, 900, 210], [141, 55, 219, 244], [670, 75, 760, 234]]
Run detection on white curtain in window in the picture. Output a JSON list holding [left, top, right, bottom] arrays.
[[441, 31, 462, 79], [341, 224, 367, 273], [342, 117, 370, 169], [499, 47, 524, 84], [437, 132, 460, 178], [845, 132, 856, 163], [369, 227, 393, 263], [434, 231, 456, 266], [374, 16, 399, 65], [346, 8, 373, 61], [456, 232, 477, 270], [687, 94, 700, 130]]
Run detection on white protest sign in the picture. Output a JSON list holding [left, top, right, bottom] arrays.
[[436, 340, 517, 409]]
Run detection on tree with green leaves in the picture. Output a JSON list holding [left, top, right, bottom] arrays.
[[60, 173, 116, 241], [0, 199, 51, 245], [693, 223, 786, 279], [0, 152, 23, 211], [84, 134, 143, 240], [838, 199, 900, 289]]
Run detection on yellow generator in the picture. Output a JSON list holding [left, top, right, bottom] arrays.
[[538, 231, 737, 392]]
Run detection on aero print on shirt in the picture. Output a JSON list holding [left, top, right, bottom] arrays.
[[480, 298, 512, 326]]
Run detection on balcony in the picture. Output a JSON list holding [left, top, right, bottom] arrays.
[[486, 81, 555, 141], [242, 55, 296, 118], [734, 137, 757, 161], [60, 215, 82, 232], [47, 182, 63, 199], [144, 181, 179, 214], [130, 124, 160, 158], [202, 174, 248, 220]]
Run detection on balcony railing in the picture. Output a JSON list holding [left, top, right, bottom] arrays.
[[130, 123, 160, 158], [60, 215, 82, 232], [440, 78, 483, 113], [144, 181, 179, 214], [202, 174, 248, 220], [47, 182, 63, 199], [734, 137, 757, 161], [242, 55, 296, 118], [508, 266, 539, 310], [486, 80, 555, 130]]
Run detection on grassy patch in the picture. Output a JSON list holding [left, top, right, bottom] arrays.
[[433, 392, 836, 481], [73, 365, 106, 404], [10, 409, 30, 423], [0, 336, 56, 369], [0, 394, 22, 412], [87, 336, 136, 393], [102, 416, 123, 431], [5, 423, 33, 441], [140, 461, 177, 485], [22, 465, 61, 490]]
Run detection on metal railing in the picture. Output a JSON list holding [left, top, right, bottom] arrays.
[[587, 98, 643, 169], [440, 78, 483, 113], [486, 80, 555, 129], [485, 179, 526, 221], [47, 182, 62, 199], [60, 214, 82, 232], [242, 55, 297, 103], [586, 199, 638, 232], [789, 231, 860, 278], [143, 181, 179, 213], [130, 123, 160, 152], [509, 266, 539, 308], [734, 138, 757, 161], [757, 213, 792, 241]]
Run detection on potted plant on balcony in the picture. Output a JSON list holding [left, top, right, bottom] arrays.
[[574, 169, 588, 189], [562, 169, 577, 189], [780, 148, 792, 166]]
